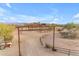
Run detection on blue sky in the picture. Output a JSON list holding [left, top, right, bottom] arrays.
[[0, 3, 79, 24]]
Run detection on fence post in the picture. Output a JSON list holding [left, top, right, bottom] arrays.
[[17, 27, 21, 56], [52, 26, 57, 51]]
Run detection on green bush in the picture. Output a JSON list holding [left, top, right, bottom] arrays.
[[0, 23, 15, 43], [65, 22, 77, 30]]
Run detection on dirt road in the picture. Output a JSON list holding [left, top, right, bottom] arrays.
[[19, 31, 67, 56], [1, 30, 77, 56]]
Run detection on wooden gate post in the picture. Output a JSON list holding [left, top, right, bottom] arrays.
[[52, 26, 57, 51]]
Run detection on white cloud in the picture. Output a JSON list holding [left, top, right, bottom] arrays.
[[0, 17, 16, 23], [14, 15, 50, 23], [0, 15, 60, 23], [0, 7, 60, 23], [73, 13, 79, 18], [49, 21, 56, 24], [0, 7, 6, 16], [54, 18, 59, 21], [72, 13, 79, 23], [49, 18, 59, 24], [0, 7, 6, 13], [9, 17, 17, 20], [0, 20, 6, 23], [6, 3, 12, 8]]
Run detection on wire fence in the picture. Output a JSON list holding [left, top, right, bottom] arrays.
[[17, 26, 79, 56], [40, 34, 79, 56]]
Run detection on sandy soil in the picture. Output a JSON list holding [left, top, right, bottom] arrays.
[[0, 30, 79, 56], [0, 31, 18, 56], [42, 32, 79, 50]]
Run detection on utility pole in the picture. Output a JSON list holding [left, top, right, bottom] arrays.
[[17, 27, 21, 56], [52, 25, 57, 51]]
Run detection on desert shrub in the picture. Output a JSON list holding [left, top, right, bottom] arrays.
[[64, 22, 77, 30], [59, 22, 78, 39], [0, 23, 15, 43], [60, 30, 77, 39], [4, 35, 13, 43], [68, 31, 77, 39], [60, 31, 69, 38]]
